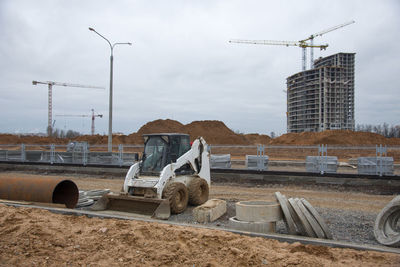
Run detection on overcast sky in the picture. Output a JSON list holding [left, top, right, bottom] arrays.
[[0, 0, 399, 136]]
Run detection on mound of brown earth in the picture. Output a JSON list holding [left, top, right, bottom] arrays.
[[271, 130, 400, 146], [137, 119, 261, 145], [137, 119, 186, 135], [1, 120, 399, 146], [1, 204, 399, 266]]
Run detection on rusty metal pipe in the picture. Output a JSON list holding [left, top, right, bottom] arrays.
[[0, 177, 78, 208]]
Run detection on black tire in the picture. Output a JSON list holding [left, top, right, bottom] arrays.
[[162, 182, 189, 214], [188, 178, 209, 206]]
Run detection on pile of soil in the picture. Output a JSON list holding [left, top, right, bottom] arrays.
[[0, 119, 270, 146], [138, 119, 250, 145], [1, 119, 399, 146], [271, 130, 400, 146], [0, 204, 399, 266]]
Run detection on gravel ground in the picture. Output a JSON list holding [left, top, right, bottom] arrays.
[[167, 200, 380, 246]]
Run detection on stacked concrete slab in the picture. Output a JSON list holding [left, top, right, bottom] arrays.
[[358, 157, 394, 176], [210, 154, 231, 169], [274, 192, 332, 239], [245, 155, 269, 171], [306, 156, 338, 174]]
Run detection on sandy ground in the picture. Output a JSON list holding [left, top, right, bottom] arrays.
[[1, 204, 400, 266], [1, 172, 400, 266]]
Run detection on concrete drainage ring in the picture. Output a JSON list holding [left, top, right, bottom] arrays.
[[236, 200, 283, 223], [374, 195, 400, 247], [229, 217, 276, 233]]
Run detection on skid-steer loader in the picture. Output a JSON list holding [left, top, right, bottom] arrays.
[[92, 133, 210, 219]]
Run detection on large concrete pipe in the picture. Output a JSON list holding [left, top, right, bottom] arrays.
[[0, 177, 79, 208]]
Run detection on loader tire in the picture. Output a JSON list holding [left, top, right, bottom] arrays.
[[188, 178, 209, 206], [162, 182, 189, 214]]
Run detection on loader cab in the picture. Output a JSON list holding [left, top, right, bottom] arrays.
[[140, 133, 191, 175]]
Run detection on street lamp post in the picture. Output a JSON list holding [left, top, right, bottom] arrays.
[[89, 27, 132, 152]]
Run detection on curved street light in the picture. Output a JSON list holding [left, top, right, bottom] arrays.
[[89, 27, 132, 152]]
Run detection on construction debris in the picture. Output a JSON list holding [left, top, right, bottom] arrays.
[[76, 189, 110, 208], [374, 195, 400, 247]]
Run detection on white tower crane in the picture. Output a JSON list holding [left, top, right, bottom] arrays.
[[32, 80, 104, 136], [229, 20, 355, 71], [56, 109, 103, 135]]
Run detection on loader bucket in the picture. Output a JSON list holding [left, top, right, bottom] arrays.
[[91, 194, 170, 220]]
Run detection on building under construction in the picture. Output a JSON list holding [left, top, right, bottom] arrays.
[[286, 53, 355, 133]]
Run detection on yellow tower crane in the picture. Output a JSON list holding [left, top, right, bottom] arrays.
[[229, 20, 355, 71]]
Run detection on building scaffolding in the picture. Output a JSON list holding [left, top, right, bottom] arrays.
[[286, 53, 355, 133]]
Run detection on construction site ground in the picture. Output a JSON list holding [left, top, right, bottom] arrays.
[[1, 171, 400, 266]]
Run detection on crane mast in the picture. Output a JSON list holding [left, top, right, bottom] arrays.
[[32, 80, 104, 136]]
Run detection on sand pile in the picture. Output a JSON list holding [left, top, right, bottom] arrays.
[[1, 119, 399, 146], [0, 204, 398, 266], [137, 119, 251, 145]]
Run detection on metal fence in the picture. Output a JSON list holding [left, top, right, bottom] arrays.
[[0, 144, 142, 166], [0, 143, 399, 175]]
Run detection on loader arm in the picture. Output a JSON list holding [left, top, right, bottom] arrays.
[[154, 137, 210, 198]]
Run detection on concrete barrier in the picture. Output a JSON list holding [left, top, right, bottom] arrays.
[[192, 199, 227, 223], [210, 154, 231, 169]]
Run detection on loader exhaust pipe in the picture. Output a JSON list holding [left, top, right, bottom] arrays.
[[0, 177, 79, 208]]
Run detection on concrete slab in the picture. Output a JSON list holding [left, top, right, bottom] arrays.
[[301, 198, 333, 239], [236, 200, 282, 223], [288, 198, 316, 238], [229, 217, 276, 233], [193, 199, 227, 223], [274, 192, 297, 235], [297, 198, 325, 239]]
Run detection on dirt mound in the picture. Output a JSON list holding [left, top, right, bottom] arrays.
[[2, 120, 399, 146], [0, 134, 66, 145], [244, 133, 272, 145], [271, 130, 400, 146], [185, 120, 249, 145], [137, 119, 267, 145], [137, 119, 186, 135], [0, 204, 398, 266]]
